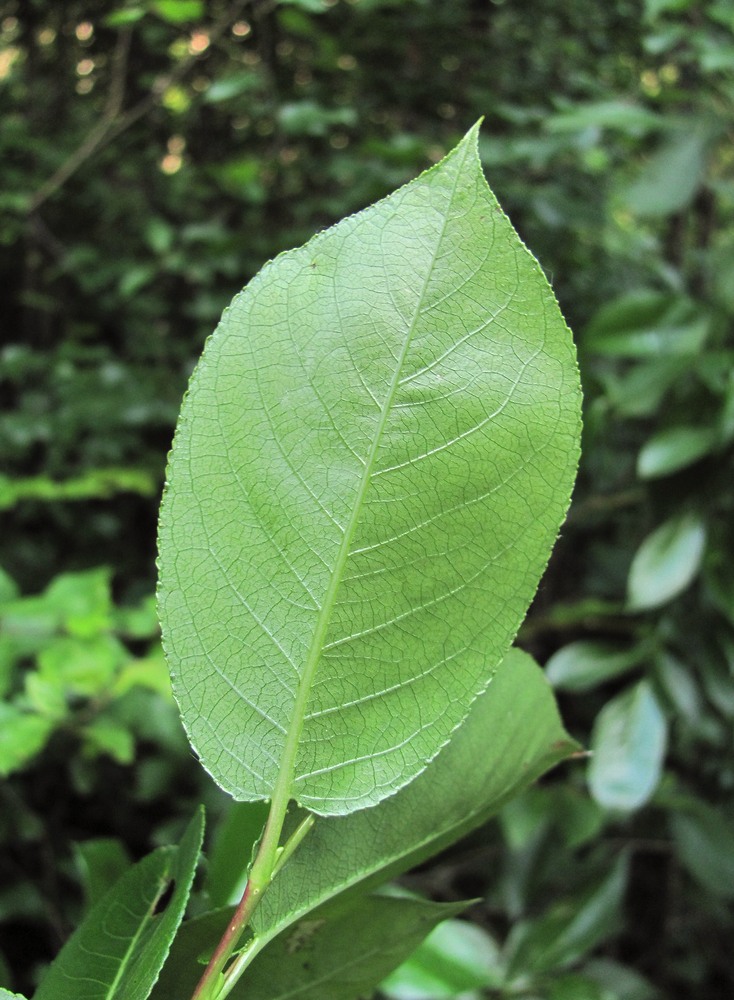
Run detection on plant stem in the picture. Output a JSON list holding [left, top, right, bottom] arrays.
[[190, 807, 314, 1000]]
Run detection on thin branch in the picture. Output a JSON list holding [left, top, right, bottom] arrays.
[[27, 0, 248, 213]]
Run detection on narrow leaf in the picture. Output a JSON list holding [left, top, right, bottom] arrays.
[[588, 682, 666, 811], [158, 122, 581, 816], [637, 426, 717, 479], [545, 640, 645, 692], [34, 809, 203, 1000], [621, 126, 709, 217]]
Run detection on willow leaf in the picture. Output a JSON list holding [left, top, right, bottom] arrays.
[[34, 810, 203, 1000], [158, 122, 581, 815]]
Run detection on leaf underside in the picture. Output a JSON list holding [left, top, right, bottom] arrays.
[[158, 122, 581, 815]]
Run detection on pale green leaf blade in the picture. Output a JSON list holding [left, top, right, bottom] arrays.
[[0, 991, 27, 999], [627, 513, 707, 610], [34, 809, 203, 1000], [545, 640, 645, 692], [588, 682, 667, 811], [158, 123, 581, 815], [381, 918, 504, 999], [637, 426, 717, 479], [252, 650, 577, 941]]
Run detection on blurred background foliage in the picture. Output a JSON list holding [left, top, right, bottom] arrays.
[[1, 0, 733, 997]]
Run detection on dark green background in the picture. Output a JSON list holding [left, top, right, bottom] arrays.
[[1, 1, 733, 997]]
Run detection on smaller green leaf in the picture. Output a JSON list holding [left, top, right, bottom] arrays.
[[583, 292, 709, 358], [0, 990, 28, 999], [24, 671, 68, 720], [37, 635, 127, 696], [621, 126, 709, 217], [104, 8, 146, 27], [644, 0, 694, 17], [240, 896, 469, 1000], [583, 958, 658, 1000], [546, 640, 645, 691], [206, 801, 269, 907], [627, 514, 707, 610], [381, 918, 504, 999], [210, 157, 266, 202], [0, 705, 54, 777], [34, 809, 204, 1000], [637, 426, 718, 479], [588, 681, 667, 811], [277, 100, 356, 136], [43, 568, 113, 638], [548, 974, 607, 1000], [150, 0, 204, 23], [545, 100, 660, 136], [670, 803, 734, 899], [0, 567, 19, 604], [111, 647, 172, 698], [114, 594, 159, 640], [277, 0, 329, 13], [0, 470, 156, 512], [82, 716, 136, 764], [653, 652, 702, 722], [600, 357, 687, 418], [203, 72, 262, 104], [152, 896, 468, 1000], [75, 838, 133, 911], [504, 856, 628, 978], [253, 650, 577, 944]]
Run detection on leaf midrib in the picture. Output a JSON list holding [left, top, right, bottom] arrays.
[[271, 136, 471, 809], [104, 863, 172, 1000]]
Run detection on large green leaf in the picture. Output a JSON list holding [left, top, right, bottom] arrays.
[[158, 123, 581, 816], [252, 650, 576, 941], [34, 810, 203, 1000]]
